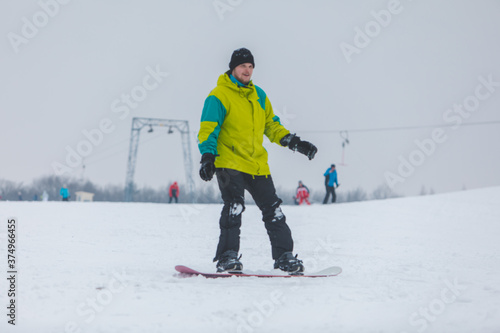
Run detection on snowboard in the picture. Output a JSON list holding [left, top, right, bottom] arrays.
[[175, 265, 342, 278]]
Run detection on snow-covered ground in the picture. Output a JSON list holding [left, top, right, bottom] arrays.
[[1, 187, 499, 333]]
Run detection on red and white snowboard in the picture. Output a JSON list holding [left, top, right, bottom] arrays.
[[175, 265, 342, 278]]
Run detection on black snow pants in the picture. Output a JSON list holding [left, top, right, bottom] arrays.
[[214, 168, 294, 261], [323, 185, 336, 204]]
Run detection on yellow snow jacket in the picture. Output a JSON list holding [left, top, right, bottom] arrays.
[[198, 73, 290, 176]]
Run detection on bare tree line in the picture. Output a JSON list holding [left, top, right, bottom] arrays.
[[0, 175, 416, 204]]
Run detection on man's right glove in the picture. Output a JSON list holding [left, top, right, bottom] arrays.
[[280, 134, 318, 160], [199, 153, 216, 181]]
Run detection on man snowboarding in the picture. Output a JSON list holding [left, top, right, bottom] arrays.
[[198, 48, 317, 274], [323, 164, 339, 204]]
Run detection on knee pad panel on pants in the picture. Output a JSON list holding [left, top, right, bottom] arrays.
[[220, 201, 245, 228], [263, 199, 285, 224]]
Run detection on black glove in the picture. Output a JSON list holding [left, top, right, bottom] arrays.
[[199, 153, 216, 181], [280, 134, 318, 160]]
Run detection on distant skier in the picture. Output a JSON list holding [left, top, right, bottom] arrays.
[[296, 181, 311, 205], [323, 164, 339, 204], [169, 182, 179, 203], [198, 47, 318, 274], [60, 185, 70, 201], [42, 190, 49, 202]]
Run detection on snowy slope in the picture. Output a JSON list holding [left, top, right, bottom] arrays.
[[1, 187, 500, 333]]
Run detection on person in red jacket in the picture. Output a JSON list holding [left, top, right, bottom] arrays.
[[295, 181, 311, 205], [169, 182, 179, 203]]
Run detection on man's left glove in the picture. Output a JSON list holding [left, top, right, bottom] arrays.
[[199, 153, 216, 181], [280, 134, 318, 160]]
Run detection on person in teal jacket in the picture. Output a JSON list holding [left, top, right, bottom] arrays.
[[60, 185, 70, 201], [323, 164, 339, 204]]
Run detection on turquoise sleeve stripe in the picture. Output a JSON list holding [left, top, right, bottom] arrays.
[[198, 95, 227, 155], [254, 85, 267, 110], [200, 95, 227, 122], [198, 125, 221, 155], [272, 115, 282, 125]]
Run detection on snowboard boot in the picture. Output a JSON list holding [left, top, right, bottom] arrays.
[[216, 250, 243, 273], [274, 252, 305, 275]]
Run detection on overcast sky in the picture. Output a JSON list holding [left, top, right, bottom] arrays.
[[1, 0, 500, 197]]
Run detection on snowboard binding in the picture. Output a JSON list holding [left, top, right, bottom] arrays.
[[274, 252, 305, 275], [216, 250, 243, 273]]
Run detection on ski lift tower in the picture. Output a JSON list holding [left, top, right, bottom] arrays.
[[124, 117, 195, 202]]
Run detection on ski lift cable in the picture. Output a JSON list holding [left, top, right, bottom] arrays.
[[81, 119, 500, 167], [298, 119, 500, 134]]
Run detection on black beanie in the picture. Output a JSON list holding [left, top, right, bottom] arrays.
[[229, 48, 255, 72]]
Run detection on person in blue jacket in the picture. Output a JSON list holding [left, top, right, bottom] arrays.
[[323, 164, 339, 204], [60, 185, 70, 201]]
